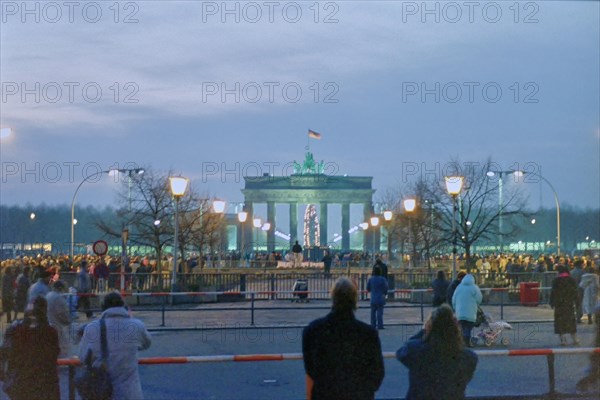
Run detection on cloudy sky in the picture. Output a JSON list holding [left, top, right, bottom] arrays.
[[1, 1, 599, 216]]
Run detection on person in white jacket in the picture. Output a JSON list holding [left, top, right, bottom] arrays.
[[46, 280, 72, 358], [452, 274, 483, 347], [579, 266, 599, 324], [79, 291, 152, 399]]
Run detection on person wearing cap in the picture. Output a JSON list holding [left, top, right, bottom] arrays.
[[302, 277, 384, 399], [26, 267, 51, 306], [79, 292, 152, 399], [46, 280, 72, 358]]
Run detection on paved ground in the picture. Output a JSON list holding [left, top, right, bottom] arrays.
[[129, 299, 559, 330]]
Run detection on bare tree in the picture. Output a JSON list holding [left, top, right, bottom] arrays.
[[177, 191, 226, 270], [425, 159, 529, 268], [382, 158, 530, 270]]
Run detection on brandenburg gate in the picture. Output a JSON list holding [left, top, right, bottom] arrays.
[[240, 152, 378, 253]]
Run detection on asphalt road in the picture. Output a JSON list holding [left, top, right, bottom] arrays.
[[2, 300, 598, 399], [136, 323, 596, 400]]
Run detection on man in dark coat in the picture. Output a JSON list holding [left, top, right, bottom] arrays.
[[14, 266, 30, 320], [373, 258, 388, 280], [2, 266, 16, 323], [431, 270, 450, 307], [303, 278, 384, 399], [321, 250, 332, 276], [292, 240, 303, 268], [0, 296, 60, 400], [570, 259, 584, 323], [550, 265, 580, 346]]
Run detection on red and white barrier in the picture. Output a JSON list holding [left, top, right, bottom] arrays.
[[58, 347, 600, 366]]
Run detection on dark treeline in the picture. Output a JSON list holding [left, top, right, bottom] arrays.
[[0, 204, 599, 256], [516, 205, 600, 251], [0, 203, 119, 254]]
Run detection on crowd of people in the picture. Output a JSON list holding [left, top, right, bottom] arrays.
[[0, 249, 597, 399], [0, 270, 152, 400], [0, 251, 157, 399]]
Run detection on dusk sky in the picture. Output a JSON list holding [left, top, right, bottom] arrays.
[[1, 1, 599, 216]]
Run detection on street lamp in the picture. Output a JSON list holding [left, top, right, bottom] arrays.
[[383, 210, 393, 264], [370, 216, 379, 264], [0, 127, 12, 140], [71, 169, 112, 266], [253, 217, 262, 262], [486, 170, 523, 253], [238, 211, 248, 267], [169, 176, 189, 291], [111, 168, 144, 291], [403, 198, 416, 268], [499, 170, 562, 255], [211, 199, 226, 268], [445, 176, 464, 280]]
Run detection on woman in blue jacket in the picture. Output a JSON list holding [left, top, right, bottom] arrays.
[[397, 304, 478, 399], [367, 265, 389, 329]]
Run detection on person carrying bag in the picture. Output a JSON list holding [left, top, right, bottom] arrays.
[[78, 292, 152, 399], [75, 315, 112, 400]]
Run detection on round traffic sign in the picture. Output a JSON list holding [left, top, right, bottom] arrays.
[[92, 240, 108, 256]]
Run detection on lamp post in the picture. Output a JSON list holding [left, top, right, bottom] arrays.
[[403, 198, 416, 268], [238, 211, 248, 267], [169, 176, 189, 291], [212, 199, 226, 269], [488, 169, 561, 256], [526, 172, 561, 256], [383, 210, 393, 264], [112, 168, 144, 292], [486, 170, 522, 253], [370, 216, 379, 264], [445, 176, 464, 280], [118, 168, 144, 251], [71, 169, 111, 266], [28, 212, 36, 255], [253, 217, 262, 266]]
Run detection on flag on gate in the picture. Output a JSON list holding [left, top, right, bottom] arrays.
[[308, 129, 322, 139]]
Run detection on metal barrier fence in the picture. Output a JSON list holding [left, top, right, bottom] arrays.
[[73, 286, 550, 328], [57, 271, 557, 300], [58, 347, 600, 400]]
